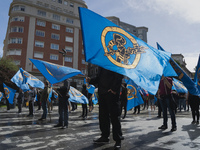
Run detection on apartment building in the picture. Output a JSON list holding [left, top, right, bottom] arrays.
[[3, 0, 87, 89]]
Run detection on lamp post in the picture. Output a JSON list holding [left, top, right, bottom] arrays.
[[59, 49, 67, 66]]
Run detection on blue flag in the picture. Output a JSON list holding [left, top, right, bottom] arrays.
[[48, 88, 57, 102], [84, 79, 95, 94], [48, 89, 53, 102], [172, 78, 188, 93], [29, 58, 83, 84], [79, 7, 171, 95], [157, 43, 199, 96], [0, 92, 4, 101], [156, 43, 178, 77], [19, 68, 44, 89], [125, 79, 144, 111], [92, 93, 98, 105], [3, 83, 16, 104], [11, 69, 30, 92], [194, 55, 200, 92], [68, 86, 88, 104]]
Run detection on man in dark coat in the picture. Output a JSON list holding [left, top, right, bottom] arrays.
[[54, 79, 70, 129], [87, 67, 124, 149]]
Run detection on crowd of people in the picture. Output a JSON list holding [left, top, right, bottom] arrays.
[[1, 70, 200, 150]]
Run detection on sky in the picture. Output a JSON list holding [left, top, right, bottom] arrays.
[[0, 0, 199, 72]]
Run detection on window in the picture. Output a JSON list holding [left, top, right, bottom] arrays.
[[34, 52, 43, 58], [12, 5, 25, 12], [66, 18, 73, 24], [37, 10, 46, 16], [52, 24, 60, 30], [9, 38, 22, 44], [35, 41, 44, 48], [82, 59, 85, 64], [13, 60, 20, 65], [7, 49, 21, 56], [64, 0, 68, 5], [70, 3, 74, 7], [66, 27, 73, 33], [53, 14, 60, 21], [65, 46, 73, 52], [51, 43, 59, 50], [50, 54, 59, 60], [10, 26, 23, 33], [51, 33, 60, 40], [65, 56, 72, 62], [81, 69, 86, 75], [37, 20, 46, 27], [58, 0, 62, 4], [11, 16, 24, 22], [65, 36, 73, 42], [36, 30, 45, 37]]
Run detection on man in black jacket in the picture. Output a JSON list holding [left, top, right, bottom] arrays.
[[87, 67, 124, 149], [54, 79, 70, 129]]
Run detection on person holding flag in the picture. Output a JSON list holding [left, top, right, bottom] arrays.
[[158, 76, 177, 132], [87, 67, 124, 149], [80, 84, 88, 119], [38, 81, 51, 121], [54, 79, 70, 129], [17, 89, 24, 114], [27, 86, 36, 117]]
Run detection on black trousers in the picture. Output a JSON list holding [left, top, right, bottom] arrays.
[[190, 103, 199, 121], [98, 92, 123, 141], [58, 99, 68, 126], [81, 104, 88, 117], [29, 100, 34, 115]]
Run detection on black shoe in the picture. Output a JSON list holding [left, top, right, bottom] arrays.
[[93, 137, 109, 144], [54, 124, 62, 127], [27, 114, 33, 117], [61, 126, 68, 129], [196, 121, 199, 125], [83, 116, 87, 120], [114, 141, 121, 149], [38, 118, 46, 121], [158, 125, 168, 130], [171, 127, 177, 132], [191, 120, 196, 124], [157, 116, 161, 118]]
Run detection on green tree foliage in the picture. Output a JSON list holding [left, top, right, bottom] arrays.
[[0, 58, 19, 92]]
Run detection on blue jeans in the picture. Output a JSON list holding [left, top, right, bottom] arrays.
[[159, 96, 176, 128]]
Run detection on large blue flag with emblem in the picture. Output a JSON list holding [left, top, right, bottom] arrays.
[[11, 69, 30, 92], [157, 43, 199, 96], [79, 7, 171, 95], [19, 68, 44, 89], [68, 86, 88, 104], [3, 83, 16, 104], [0, 92, 4, 101], [125, 79, 144, 111], [29, 58, 83, 84], [194, 55, 200, 92], [172, 78, 188, 93]]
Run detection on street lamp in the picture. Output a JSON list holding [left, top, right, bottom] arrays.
[[59, 49, 67, 66]]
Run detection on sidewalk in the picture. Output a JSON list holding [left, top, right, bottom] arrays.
[[0, 106, 199, 150]]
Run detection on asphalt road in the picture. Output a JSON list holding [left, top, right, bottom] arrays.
[[0, 105, 200, 150]]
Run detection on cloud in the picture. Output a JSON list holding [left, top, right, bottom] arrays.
[[125, 0, 200, 24]]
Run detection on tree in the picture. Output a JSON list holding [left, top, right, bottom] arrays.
[[0, 57, 19, 92]]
